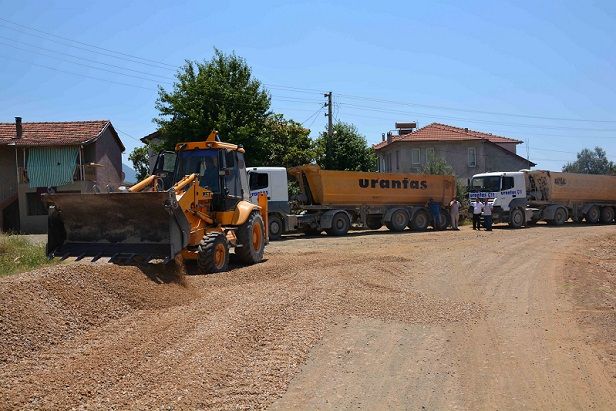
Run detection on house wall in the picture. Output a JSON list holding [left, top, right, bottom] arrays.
[[0, 146, 19, 231], [376, 140, 528, 183], [94, 127, 124, 189]]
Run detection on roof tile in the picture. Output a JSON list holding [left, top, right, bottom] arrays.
[[0, 120, 111, 147], [374, 122, 522, 150]]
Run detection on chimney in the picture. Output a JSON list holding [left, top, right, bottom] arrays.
[[15, 117, 22, 139], [464, 127, 469, 133], [381, 133, 385, 142], [386, 131, 392, 144]]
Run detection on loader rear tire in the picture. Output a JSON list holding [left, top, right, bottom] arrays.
[[198, 232, 229, 274], [236, 212, 266, 265]]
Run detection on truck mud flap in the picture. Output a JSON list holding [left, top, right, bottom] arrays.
[[45, 191, 189, 263]]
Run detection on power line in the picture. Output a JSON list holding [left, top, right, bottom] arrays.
[[337, 93, 616, 124], [338, 101, 616, 133], [0, 40, 174, 85], [0, 17, 177, 70], [0, 35, 174, 81]]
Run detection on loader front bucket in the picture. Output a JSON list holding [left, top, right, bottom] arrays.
[[45, 191, 190, 262]]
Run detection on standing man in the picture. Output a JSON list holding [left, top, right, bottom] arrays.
[[472, 197, 483, 230], [482, 198, 493, 231], [427, 198, 441, 230], [449, 198, 461, 230]]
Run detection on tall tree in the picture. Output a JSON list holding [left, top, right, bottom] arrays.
[[128, 146, 150, 181], [260, 114, 315, 168], [154, 49, 271, 163], [315, 122, 376, 171], [562, 147, 616, 175]]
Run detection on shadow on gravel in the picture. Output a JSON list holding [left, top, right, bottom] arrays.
[[272, 228, 455, 243]]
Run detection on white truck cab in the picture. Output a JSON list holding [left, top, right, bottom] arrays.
[[248, 167, 294, 240], [469, 171, 530, 227]]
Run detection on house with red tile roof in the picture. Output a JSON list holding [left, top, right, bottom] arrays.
[[374, 122, 535, 182], [0, 118, 125, 233]]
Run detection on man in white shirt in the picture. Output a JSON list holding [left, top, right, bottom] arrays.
[[482, 199, 493, 231], [449, 198, 461, 230], [472, 198, 483, 230]]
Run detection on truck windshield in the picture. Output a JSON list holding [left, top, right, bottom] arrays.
[[470, 176, 501, 192], [175, 149, 220, 192]]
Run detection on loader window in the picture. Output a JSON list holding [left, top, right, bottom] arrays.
[[176, 150, 220, 193]]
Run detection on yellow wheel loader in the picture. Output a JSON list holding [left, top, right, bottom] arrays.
[[45, 131, 268, 273]]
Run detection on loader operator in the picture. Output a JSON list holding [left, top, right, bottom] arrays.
[[199, 155, 220, 193]]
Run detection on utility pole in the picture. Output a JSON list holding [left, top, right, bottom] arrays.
[[324, 91, 333, 169]]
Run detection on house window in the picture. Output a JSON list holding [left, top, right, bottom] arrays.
[[426, 147, 435, 161], [26, 192, 47, 216], [411, 148, 420, 165], [468, 147, 477, 168], [395, 150, 399, 171]]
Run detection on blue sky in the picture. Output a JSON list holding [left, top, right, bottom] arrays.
[[1, 0, 615, 169]]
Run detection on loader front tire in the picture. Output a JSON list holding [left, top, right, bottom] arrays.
[[198, 232, 229, 274], [236, 211, 266, 265]]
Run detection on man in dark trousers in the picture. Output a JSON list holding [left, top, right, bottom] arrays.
[[428, 198, 441, 230], [472, 197, 483, 230]]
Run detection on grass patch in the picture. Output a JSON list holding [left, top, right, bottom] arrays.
[[0, 235, 54, 277]]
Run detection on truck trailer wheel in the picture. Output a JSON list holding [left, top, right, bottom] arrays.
[[600, 206, 615, 224], [326, 212, 350, 236], [268, 214, 283, 241], [585, 206, 600, 224], [236, 212, 266, 264], [437, 209, 449, 230], [552, 207, 568, 225], [198, 232, 229, 274], [509, 208, 525, 228], [386, 209, 409, 232], [366, 215, 383, 230], [409, 210, 429, 231]]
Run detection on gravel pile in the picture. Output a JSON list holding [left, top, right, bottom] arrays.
[[1, 238, 482, 410]]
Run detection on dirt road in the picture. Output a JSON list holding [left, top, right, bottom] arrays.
[[1, 225, 615, 409]]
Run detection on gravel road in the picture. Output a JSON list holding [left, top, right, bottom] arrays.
[[1, 224, 615, 409]]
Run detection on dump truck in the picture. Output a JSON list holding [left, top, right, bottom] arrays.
[[45, 132, 267, 273], [248, 165, 456, 240], [469, 170, 616, 227]]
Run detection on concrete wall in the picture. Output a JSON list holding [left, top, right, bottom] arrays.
[[0, 146, 18, 202], [17, 180, 88, 234], [94, 127, 124, 189], [376, 140, 530, 182], [0, 146, 19, 231]]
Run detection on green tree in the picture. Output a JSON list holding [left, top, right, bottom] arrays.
[[315, 122, 376, 171], [154, 49, 271, 163], [260, 114, 315, 168], [128, 146, 150, 182], [562, 147, 616, 175], [421, 152, 454, 175]]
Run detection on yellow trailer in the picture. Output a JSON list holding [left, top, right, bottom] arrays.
[[249, 165, 456, 239]]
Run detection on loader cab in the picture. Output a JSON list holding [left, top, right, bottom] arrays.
[[152, 151, 177, 190], [174, 147, 249, 211]]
